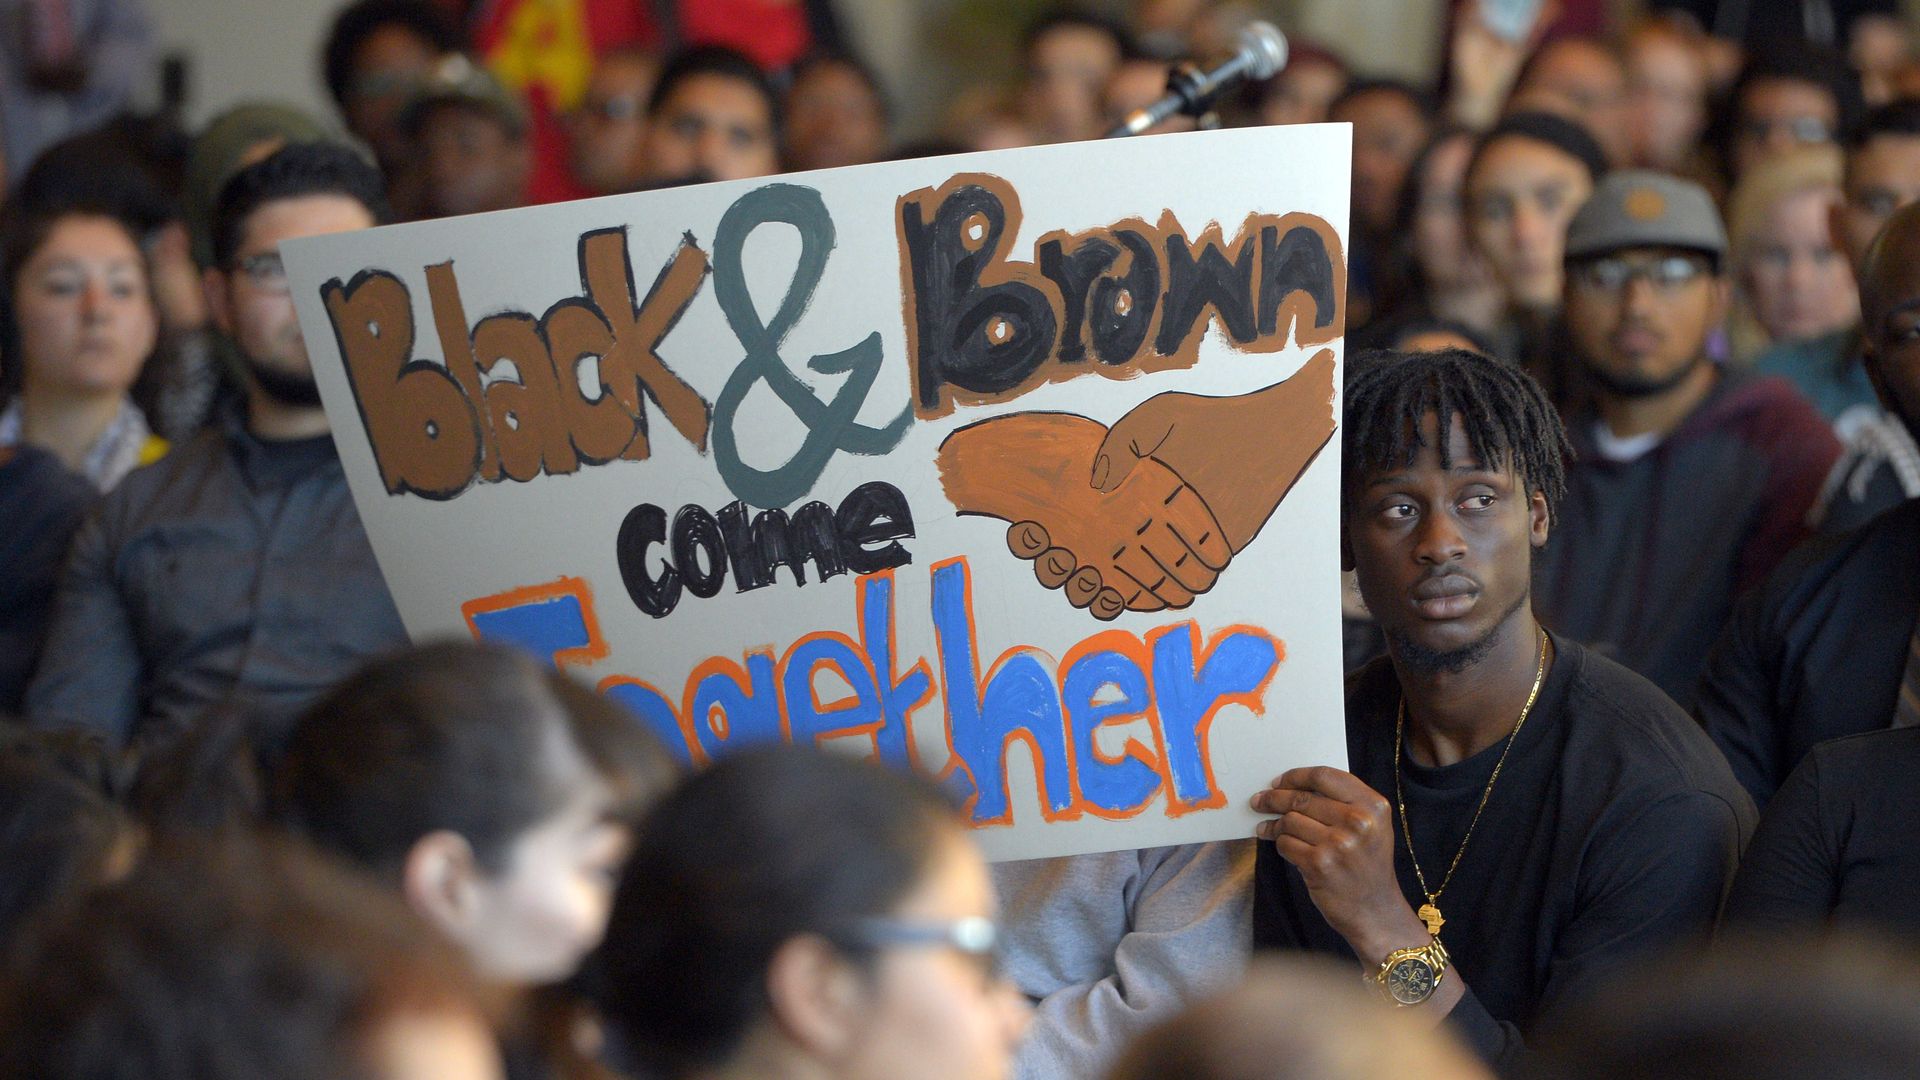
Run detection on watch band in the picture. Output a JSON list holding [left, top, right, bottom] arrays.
[[1372, 936, 1450, 1007]]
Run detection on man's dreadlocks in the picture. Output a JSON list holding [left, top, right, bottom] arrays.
[[1342, 348, 1572, 521]]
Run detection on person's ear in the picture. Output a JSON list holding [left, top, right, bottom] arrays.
[[1530, 489, 1550, 548], [1339, 520, 1356, 573], [401, 830, 484, 940], [203, 265, 234, 338], [764, 933, 864, 1060], [1707, 271, 1733, 325]]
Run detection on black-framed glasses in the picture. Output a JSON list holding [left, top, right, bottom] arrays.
[[838, 915, 1003, 982], [1570, 253, 1711, 293], [232, 251, 289, 294]]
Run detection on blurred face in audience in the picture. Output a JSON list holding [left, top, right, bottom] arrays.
[[1332, 88, 1430, 236], [1510, 38, 1632, 165], [1565, 246, 1728, 399], [784, 829, 1030, 1080], [1259, 54, 1347, 127], [1733, 77, 1840, 180], [1023, 23, 1122, 143], [416, 105, 529, 218], [643, 72, 778, 183], [13, 214, 156, 402], [1466, 135, 1593, 314], [1103, 58, 1195, 136], [415, 741, 631, 986], [1626, 27, 1708, 169], [1839, 132, 1920, 266], [785, 59, 888, 171], [208, 195, 375, 405], [1741, 185, 1857, 343], [569, 51, 658, 195], [344, 24, 441, 167], [1413, 132, 1498, 296]]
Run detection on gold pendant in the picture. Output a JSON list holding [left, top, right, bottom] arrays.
[[1418, 903, 1445, 936]]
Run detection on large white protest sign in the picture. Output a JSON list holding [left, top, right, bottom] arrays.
[[283, 123, 1351, 861]]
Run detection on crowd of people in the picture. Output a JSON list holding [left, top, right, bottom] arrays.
[[5, 0, 1920, 1078]]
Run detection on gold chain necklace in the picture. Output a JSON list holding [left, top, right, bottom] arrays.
[[1394, 628, 1549, 938]]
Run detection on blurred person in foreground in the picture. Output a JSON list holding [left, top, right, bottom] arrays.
[[1107, 957, 1491, 1080], [1532, 934, 1920, 1080], [272, 641, 674, 1079], [0, 833, 504, 1080], [594, 745, 1030, 1080]]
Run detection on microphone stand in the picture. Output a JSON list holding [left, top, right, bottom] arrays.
[[1102, 61, 1227, 139]]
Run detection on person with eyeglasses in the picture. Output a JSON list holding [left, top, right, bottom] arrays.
[[567, 48, 660, 197], [24, 144, 408, 752], [594, 744, 1031, 1080], [1533, 170, 1841, 709], [1723, 46, 1864, 185]]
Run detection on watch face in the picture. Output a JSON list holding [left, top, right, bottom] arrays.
[[1387, 957, 1436, 1005]]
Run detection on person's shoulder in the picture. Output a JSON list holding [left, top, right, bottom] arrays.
[[1, 444, 93, 507], [1691, 370, 1837, 453], [1559, 640, 1749, 796], [1754, 497, 1920, 617], [1799, 725, 1920, 780], [93, 428, 232, 523]]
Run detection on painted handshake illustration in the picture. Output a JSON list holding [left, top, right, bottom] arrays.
[[936, 349, 1338, 621]]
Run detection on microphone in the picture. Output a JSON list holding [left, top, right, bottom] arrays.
[[1104, 21, 1288, 138]]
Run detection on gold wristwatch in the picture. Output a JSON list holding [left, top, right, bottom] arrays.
[[1372, 936, 1450, 1006]]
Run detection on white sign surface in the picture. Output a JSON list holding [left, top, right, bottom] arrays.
[[285, 123, 1352, 861]]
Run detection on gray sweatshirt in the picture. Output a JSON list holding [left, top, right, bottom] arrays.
[[993, 840, 1254, 1080]]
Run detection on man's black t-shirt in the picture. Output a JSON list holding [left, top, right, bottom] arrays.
[[1254, 636, 1755, 1074], [1722, 727, 1920, 941], [1695, 498, 1920, 806]]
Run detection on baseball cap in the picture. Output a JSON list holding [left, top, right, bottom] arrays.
[[398, 54, 529, 139], [1563, 170, 1727, 263]]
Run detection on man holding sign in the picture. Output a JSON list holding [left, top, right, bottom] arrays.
[[1252, 348, 1753, 1072]]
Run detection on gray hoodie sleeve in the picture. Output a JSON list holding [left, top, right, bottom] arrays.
[[994, 839, 1254, 1080]]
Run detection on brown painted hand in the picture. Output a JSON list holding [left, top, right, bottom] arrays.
[[937, 413, 1231, 619], [1091, 348, 1338, 553], [936, 349, 1337, 620]]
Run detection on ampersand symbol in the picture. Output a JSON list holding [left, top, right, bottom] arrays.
[[710, 183, 912, 509]]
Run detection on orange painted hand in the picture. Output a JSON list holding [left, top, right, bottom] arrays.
[[935, 349, 1337, 620], [937, 412, 1231, 619]]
